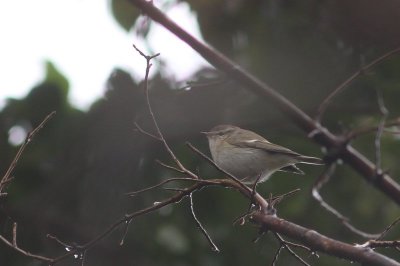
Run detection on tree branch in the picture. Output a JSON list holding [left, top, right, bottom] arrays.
[[128, 0, 400, 206], [251, 212, 400, 266]]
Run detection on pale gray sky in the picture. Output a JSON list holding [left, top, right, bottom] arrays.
[[0, 0, 209, 110]]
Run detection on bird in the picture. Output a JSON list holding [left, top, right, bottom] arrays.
[[203, 124, 323, 184]]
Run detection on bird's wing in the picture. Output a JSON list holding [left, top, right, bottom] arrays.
[[230, 139, 302, 157]]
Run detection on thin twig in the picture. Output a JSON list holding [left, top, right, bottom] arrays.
[[345, 117, 400, 140], [283, 240, 315, 254], [163, 187, 186, 192], [46, 177, 279, 264], [0, 112, 56, 263], [233, 189, 300, 227], [132, 44, 198, 180], [374, 87, 389, 176], [376, 216, 400, 241], [47, 234, 76, 251], [0, 223, 53, 263], [274, 188, 301, 201], [119, 218, 133, 246], [189, 192, 219, 252], [312, 164, 380, 239], [12, 222, 17, 247], [50, 183, 207, 263], [134, 122, 162, 141], [274, 232, 311, 266], [0, 234, 53, 263], [271, 244, 284, 266], [51, 177, 264, 264], [0, 111, 56, 192], [268, 189, 302, 211], [125, 177, 219, 196], [155, 159, 186, 173], [316, 46, 400, 122], [252, 226, 267, 243]]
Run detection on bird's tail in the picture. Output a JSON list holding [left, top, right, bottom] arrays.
[[298, 155, 324, 165]]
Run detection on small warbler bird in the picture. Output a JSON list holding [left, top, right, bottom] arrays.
[[203, 125, 323, 184]]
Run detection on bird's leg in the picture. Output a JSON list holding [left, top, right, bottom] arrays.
[[247, 173, 263, 212]]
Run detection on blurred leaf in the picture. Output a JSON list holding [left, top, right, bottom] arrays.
[[44, 60, 69, 98], [110, 0, 141, 32]]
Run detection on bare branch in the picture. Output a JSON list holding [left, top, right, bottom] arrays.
[[271, 243, 284, 266], [252, 212, 400, 266], [155, 159, 186, 174], [312, 164, 380, 239], [0, 111, 56, 193], [0, 112, 56, 264], [49, 178, 266, 264], [47, 234, 74, 250], [345, 117, 400, 140], [376, 216, 400, 241], [134, 121, 162, 141], [189, 192, 219, 252], [0, 227, 52, 263], [119, 218, 133, 246], [374, 87, 389, 176], [12, 222, 17, 247], [132, 43, 198, 180], [125, 177, 219, 196], [274, 232, 311, 266], [269, 188, 301, 208]]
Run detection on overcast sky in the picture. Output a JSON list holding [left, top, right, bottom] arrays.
[[0, 0, 209, 110]]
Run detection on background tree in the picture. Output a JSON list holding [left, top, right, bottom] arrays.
[[1, 0, 400, 265]]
